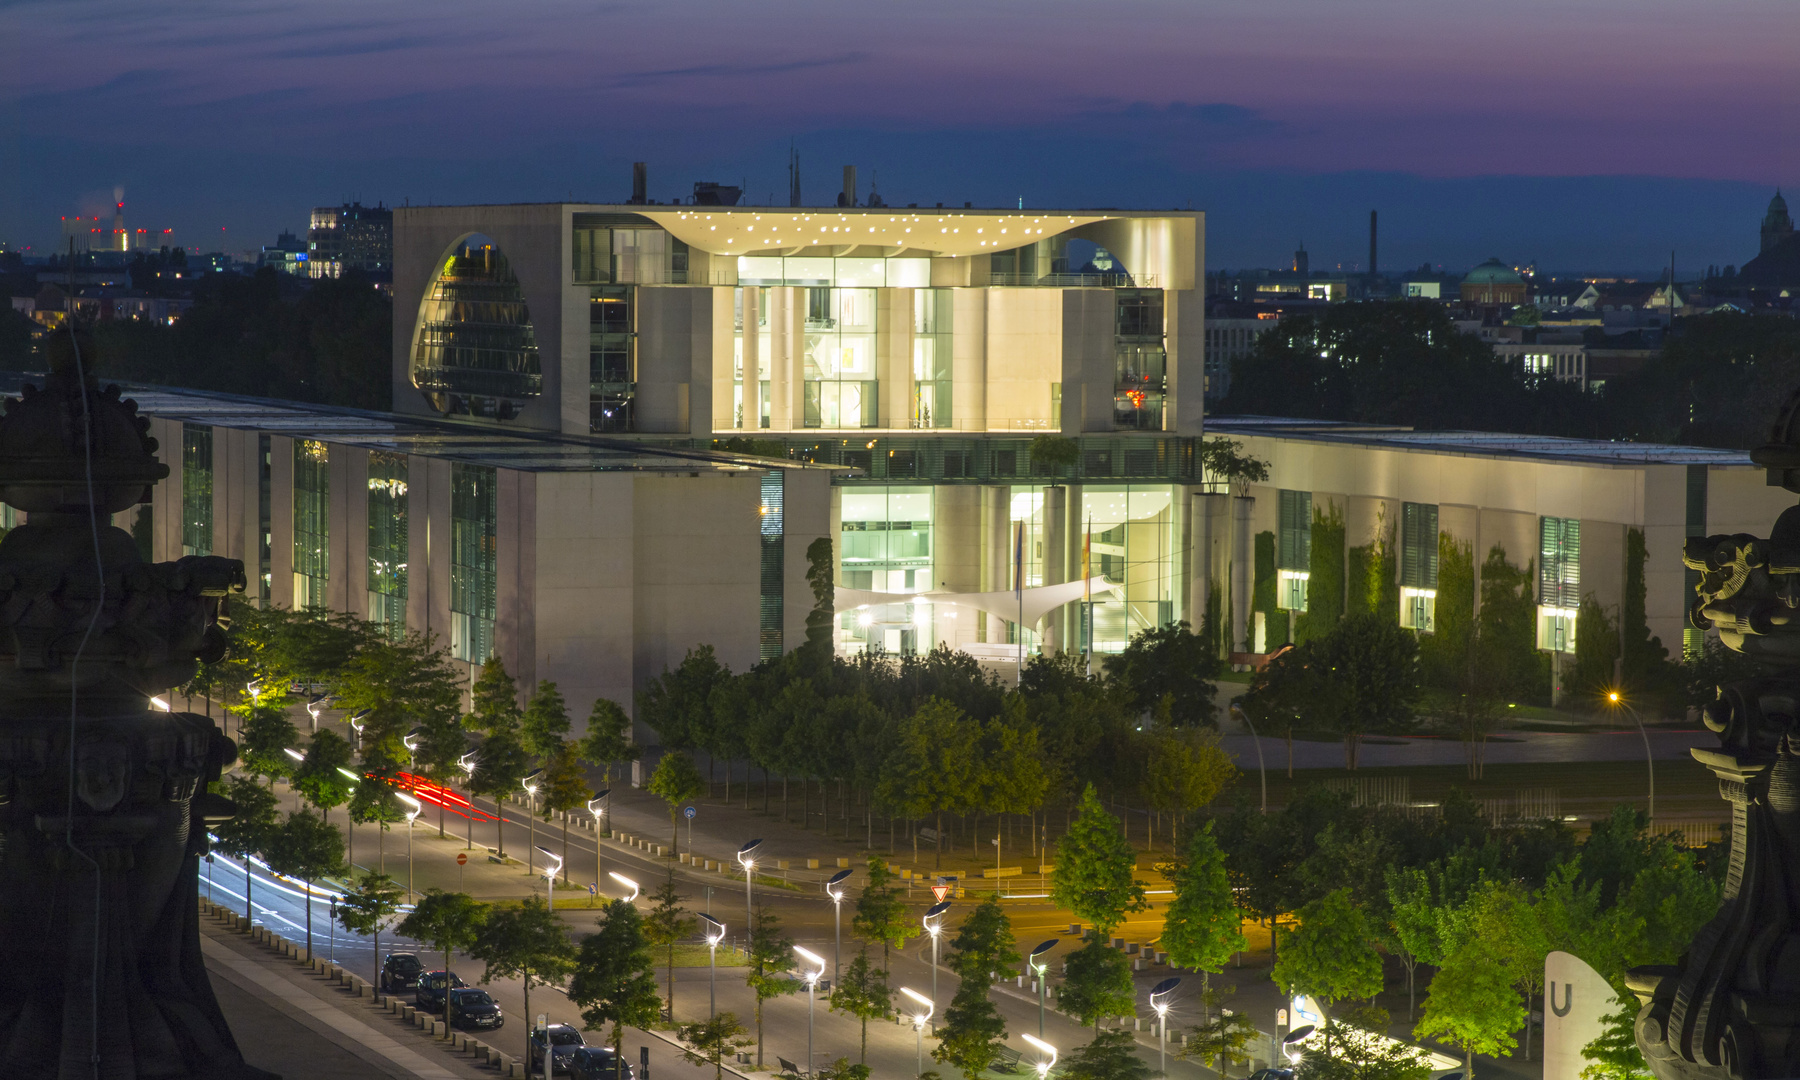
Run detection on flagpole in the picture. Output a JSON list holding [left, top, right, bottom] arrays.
[[1015, 521, 1025, 686]]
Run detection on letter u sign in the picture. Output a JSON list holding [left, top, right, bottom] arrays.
[[1550, 982, 1573, 1017]]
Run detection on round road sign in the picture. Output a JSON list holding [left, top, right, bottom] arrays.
[[684, 806, 697, 820], [456, 852, 468, 866]]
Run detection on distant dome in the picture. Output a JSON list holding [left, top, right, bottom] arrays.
[[1462, 257, 1523, 286], [1769, 190, 1791, 222]]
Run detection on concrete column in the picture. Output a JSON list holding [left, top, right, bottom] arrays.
[[1194, 492, 1225, 649], [980, 485, 1011, 643], [953, 290, 988, 431], [768, 287, 792, 431], [882, 288, 915, 429], [1065, 484, 1085, 658], [740, 286, 761, 429], [1231, 495, 1253, 655], [1041, 486, 1067, 654]]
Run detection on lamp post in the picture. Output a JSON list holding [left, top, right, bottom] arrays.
[[458, 751, 478, 851], [403, 730, 421, 773], [336, 767, 360, 870], [397, 793, 423, 899], [608, 871, 640, 903], [1149, 977, 1181, 1077], [1028, 940, 1057, 1038], [1022, 1034, 1057, 1080], [825, 868, 852, 987], [923, 900, 950, 1018], [698, 914, 725, 1019], [795, 946, 826, 1077], [1282, 1025, 1316, 1068], [284, 748, 306, 811], [306, 695, 325, 733], [521, 770, 543, 875], [1230, 703, 1267, 815], [901, 987, 934, 1077], [587, 791, 610, 906], [1609, 691, 1656, 825], [737, 839, 763, 930], [537, 847, 563, 911], [348, 709, 370, 752]]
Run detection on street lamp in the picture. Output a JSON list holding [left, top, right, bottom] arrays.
[[608, 871, 639, 903], [587, 791, 610, 904], [522, 770, 543, 876], [698, 913, 725, 1019], [795, 946, 826, 1078], [335, 767, 360, 870], [737, 839, 763, 930], [825, 868, 852, 987], [402, 729, 422, 772], [901, 987, 935, 1077], [1028, 939, 1057, 1038], [1149, 977, 1181, 1076], [537, 846, 563, 911], [458, 751, 479, 850], [1230, 703, 1268, 815], [397, 793, 423, 898], [1021, 1034, 1057, 1080], [306, 695, 325, 733], [348, 710, 370, 752], [1282, 1025, 1316, 1068], [923, 900, 951, 1017], [1608, 690, 1656, 824]]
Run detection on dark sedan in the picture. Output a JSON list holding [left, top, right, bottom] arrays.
[[568, 1046, 634, 1080], [415, 970, 467, 1013], [447, 988, 504, 1031], [380, 952, 423, 992]]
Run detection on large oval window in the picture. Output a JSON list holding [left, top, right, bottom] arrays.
[[411, 236, 542, 419]]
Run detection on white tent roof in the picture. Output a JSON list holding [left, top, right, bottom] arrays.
[[834, 577, 1119, 630]]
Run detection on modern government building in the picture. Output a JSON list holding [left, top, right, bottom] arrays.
[[118, 199, 1789, 729]]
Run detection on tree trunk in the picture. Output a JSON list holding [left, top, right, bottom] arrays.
[[244, 863, 252, 920], [1286, 731, 1294, 778], [304, 880, 313, 961], [523, 980, 533, 1080], [782, 775, 790, 823], [562, 818, 570, 885]]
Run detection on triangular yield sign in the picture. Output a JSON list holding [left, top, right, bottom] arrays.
[[932, 884, 950, 902]]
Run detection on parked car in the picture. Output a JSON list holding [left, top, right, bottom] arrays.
[[1247, 1070, 1294, 1080], [415, 970, 467, 1012], [380, 952, 423, 992], [567, 1046, 634, 1080], [529, 1024, 586, 1074], [448, 988, 505, 1031]]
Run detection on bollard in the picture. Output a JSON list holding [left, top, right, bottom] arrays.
[[403, 1005, 416, 1022], [838, 857, 850, 868], [806, 858, 819, 870], [1112, 937, 1125, 950], [1126, 944, 1139, 955], [1069, 923, 1081, 935]]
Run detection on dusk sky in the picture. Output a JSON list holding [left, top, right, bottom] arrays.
[[1, 0, 1794, 273]]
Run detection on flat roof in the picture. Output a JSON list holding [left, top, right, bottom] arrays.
[[1206, 416, 1752, 467], [77, 382, 844, 476]]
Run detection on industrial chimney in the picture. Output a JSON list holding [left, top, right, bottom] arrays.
[[630, 162, 647, 205], [838, 166, 857, 208], [1369, 210, 1378, 278]]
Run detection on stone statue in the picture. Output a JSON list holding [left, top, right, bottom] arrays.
[[0, 335, 268, 1079], [1634, 394, 1800, 1079]]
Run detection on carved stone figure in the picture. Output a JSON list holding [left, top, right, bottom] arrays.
[[1634, 394, 1800, 1079], [0, 335, 265, 1079]]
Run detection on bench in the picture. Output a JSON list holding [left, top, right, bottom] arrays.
[[994, 1046, 1024, 1072], [777, 1056, 808, 1078]]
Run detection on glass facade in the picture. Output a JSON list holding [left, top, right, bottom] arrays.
[[839, 488, 934, 654], [590, 286, 635, 433], [258, 434, 271, 603], [367, 451, 408, 638], [1538, 515, 1581, 652], [451, 463, 497, 664], [1080, 486, 1179, 654], [912, 289, 953, 429], [293, 440, 329, 609], [759, 472, 784, 661], [1114, 290, 1166, 431], [1277, 489, 1311, 611], [733, 288, 771, 429], [573, 218, 689, 284], [803, 288, 878, 428], [1400, 501, 1439, 631], [411, 241, 543, 418], [737, 256, 930, 288], [181, 423, 213, 557]]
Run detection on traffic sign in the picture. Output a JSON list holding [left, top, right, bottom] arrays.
[[684, 806, 697, 820], [588, 882, 599, 896], [456, 852, 468, 866], [931, 884, 951, 902]]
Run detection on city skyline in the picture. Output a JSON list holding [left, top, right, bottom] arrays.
[[1, 0, 1794, 271]]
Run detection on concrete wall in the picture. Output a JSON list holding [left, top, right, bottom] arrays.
[[986, 289, 1062, 430], [1061, 290, 1115, 434]]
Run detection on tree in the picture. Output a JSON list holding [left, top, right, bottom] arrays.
[[522, 680, 573, 759], [743, 906, 798, 1067], [1272, 889, 1384, 1042], [290, 727, 356, 827], [1103, 622, 1221, 727], [471, 729, 531, 856], [676, 1013, 753, 1080], [263, 810, 344, 961], [570, 900, 662, 1079], [1581, 993, 1651, 1080], [541, 744, 592, 884], [874, 698, 978, 870], [933, 976, 1008, 1080], [1143, 734, 1235, 848], [1308, 614, 1421, 769], [1415, 956, 1523, 1076], [815, 1059, 872, 1080], [1198, 436, 1270, 498], [1058, 938, 1136, 1031], [472, 894, 578, 1079], [1183, 1010, 1259, 1077], [1298, 1026, 1433, 1080], [1052, 784, 1147, 935], [212, 774, 279, 919], [580, 697, 640, 787], [467, 656, 523, 735], [803, 536, 835, 666], [637, 645, 728, 754], [642, 870, 697, 1020], [648, 751, 704, 855], [828, 948, 893, 1064], [1060, 1029, 1153, 1080], [236, 691, 299, 784], [396, 889, 489, 1037], [1159, 823, 1248, 1011], [336, 873, 406, 989], [946, 896, 1020, 987], [852, 857, 915, 966]]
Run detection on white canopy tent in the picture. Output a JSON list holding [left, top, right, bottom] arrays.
[[834, 577, 1120, 633]]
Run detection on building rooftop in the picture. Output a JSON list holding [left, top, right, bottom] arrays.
[[48, 381, 845, 475], [1206, 416, 1752, 467]]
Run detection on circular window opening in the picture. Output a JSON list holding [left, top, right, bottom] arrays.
[[411, 235, 543, 419]]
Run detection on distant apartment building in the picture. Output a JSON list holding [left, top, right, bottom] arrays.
[[308, 202, 393, 280], [1201, 302, 1277, 401], [260, 231, 309, 275]]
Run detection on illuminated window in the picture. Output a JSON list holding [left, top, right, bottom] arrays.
[[293, 440, 329, 608], [411, 239, 542, 419], [181, 423, 212, 557], [1538, 516, 1581, 653], [450, 464, 496, 664], [367, 451, 408, 639]]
